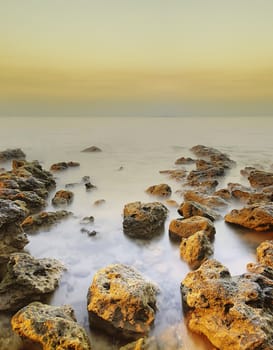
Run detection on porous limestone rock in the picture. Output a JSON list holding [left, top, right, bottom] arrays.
[[169, 216, 215, 241], [123, 201, 168, 239], [21, 210, 72, 233], [180, 230, 214, 269], [248, 170, 273, 188], [181, 259, 273, 350], [50, 161, 80, 171], [224, 204, 273, 231], [227, 183, 272, 204], [0, 188, 46, 212], [256, 240, 273, 267], [145, 183, 172, 198], [11, 302, 91, 350], [183, 190, 228, 209], [190, 145, 235, 169], [0, 253, 64, 311], [178, 201, 220, 221], [52, 190, 74, 206], [0, 148, 25, 161], [87, 264, 158, 340]]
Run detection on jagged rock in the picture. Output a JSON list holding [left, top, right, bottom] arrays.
[[227, 183, 272, 204], [240, 166, 259, 177], [123, 201, 168, 239], [181, 259, 273, 350], [256, 240, 273, 267], [225, 204, 273, 231], [213, 188, 232, 200], [0, 253, 64, 311], [0, 188, 46, 212], [81, 146, 102, 152], [21, 210, 72, 233], [169, 216, 215, 241], [175, 156, 195, 165], [190, 145, 222, 158], [120, 323, 184, 350], [178, 201, 220, 221], [0, 199, 28, 261], [145, 183, 172, 197], [11, 302, 91, 350], [50, 161, 80, 171], [190, 145, 235, 168], [180, 230, 214, 269], [0, 148, 25, 161], [248, 170, 273, 188], [183, 190, 228, 209], [159, 169, 187, 181], [52, 190, 74, 206], [87, 264, 158, 340]]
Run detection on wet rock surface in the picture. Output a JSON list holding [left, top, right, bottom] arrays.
[[145, 183, 172, 197], [225, 203, 273, 231], [248, 170, 273, 188], [0, 148, 25, 161], [0, 253, 64, 311], [21, 210, 72, 233], [50, 161, 80, 171], [183, 190, 228, 210], [87, 264, 158, 340], [227, 183, 273, 204], [181, 259, 273, 350], [11, 302, 91, 350], [123, 201, 168, 239], [52, 189, 74, 206], [169, 216, 215, 241], [178, 201, 220, 221]]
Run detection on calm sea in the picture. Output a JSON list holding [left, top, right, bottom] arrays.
[[1, 116, 273, 349]]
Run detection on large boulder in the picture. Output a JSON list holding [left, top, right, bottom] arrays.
[[178, 200, 220, 221], [87, 264, 158, 340], [181, 259, 273, 350], [11, 302, 91, 350], [0, 253, 64, 311], [0, 148, 25, 161], [21, 210, 72, 233], [183, 190, 228, 209], [248, 170, 273, 188], [225, 204, 273, 231], [190, 145, 235, 169], [169, 216, 215, 241], [180, 230, 214, 269], [145, 183, 172, 198], [0, 199, 27, 228], [123, 201, 168, 239]]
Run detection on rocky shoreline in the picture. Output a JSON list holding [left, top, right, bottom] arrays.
[[1, 144, 273, 349]]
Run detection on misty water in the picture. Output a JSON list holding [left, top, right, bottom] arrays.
[[1, 116, 273, 349]]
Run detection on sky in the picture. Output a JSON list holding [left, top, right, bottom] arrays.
[[1, 0, 273, 117]]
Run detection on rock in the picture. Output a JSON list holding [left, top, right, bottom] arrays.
[[120, 323, 184, 350], [190, 145, 235, 168], [81, 228, 97, 236], [183, 179, 219, 194], [159, 169, 187, 181], [85, 182, 96, 191], [21, 210, 72, 233], [256, 240, 273, 267], [181, 259, 273, 350], [224, 204, 273, 231], [213, 188, 232, 200], [227, 183, 272, 204], [93, 199, 106, 206], [11, 302, 91, 350], [248, 170, 273, 188], [0, 253, 64, 311], [187, 166, 225, 182], [123, 201, 168, 239], [0, 199, 29, 261], [50, 161, 80, 171], [178, 201, 220, 221], [183, 190, 228, 209], [190, 145, 221, 158], [87, 264, 158, 340], [0, 148, 25, 161], [81, 146, 102, 152], [169, 216, 215, 241], [0, 314, 23, 350], [80, 216, 95, 225], [175, 156, 195, 165], [145, 183, 172, 197], [52, 190, 74, 206], [0, 188, 46, 212], [180, 230, 214, 269], [240, 166, 258, 177]]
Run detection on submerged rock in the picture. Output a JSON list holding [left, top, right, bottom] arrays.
[[52, 190, 74, 207], [0, 253, 64, 311], [178, 201, 220, 221], [50, 161, 80, 171], [87, 264, 158, 340], [169, 216, 215, 241], [11, 302, 91, 350], [123, 201, 168, 239], [0, 148, 25, 161], [145, 183, 172, 197], [81, 146, 102, 152], [225, 203, 273, 231], [181, 259, 273, 350], [21, 210, 72, 233], [180, 230, 214, 269]]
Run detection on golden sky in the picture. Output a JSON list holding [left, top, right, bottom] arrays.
[[1, 0, 273, 116]]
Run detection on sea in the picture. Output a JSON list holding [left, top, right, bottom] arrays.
[[0, 116, 273, 349]]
